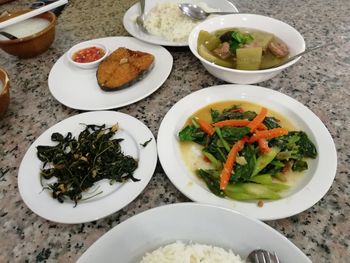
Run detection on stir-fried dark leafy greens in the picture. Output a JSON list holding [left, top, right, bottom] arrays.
[[37, 124, 138, 206], [179, 104, 317, 201], [140, 138, 153, 147]]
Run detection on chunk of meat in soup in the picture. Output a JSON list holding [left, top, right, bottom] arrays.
[[268, 40, 289, 58], [213, 42, 231, 59]]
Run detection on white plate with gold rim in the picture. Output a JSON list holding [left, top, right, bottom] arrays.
[[157, 84, 337, 220], [18, 111, 157, 224]]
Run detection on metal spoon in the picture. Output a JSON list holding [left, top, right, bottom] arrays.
[[263, 43, 331, 69], [179, 3, 239, 21], [136, 0, 147, 33], [0, 31, 18, 40], [247, 249, 280, 263], [31, 0, 67, 17]]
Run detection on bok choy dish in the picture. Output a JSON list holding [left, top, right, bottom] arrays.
[[178, 101, 317, 202]]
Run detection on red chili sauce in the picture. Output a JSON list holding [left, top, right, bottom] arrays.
[[72, 46, 105, 63]]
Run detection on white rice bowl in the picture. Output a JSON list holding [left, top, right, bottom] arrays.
[[144, 2, 218, 42], [140, 241, 245, 263]]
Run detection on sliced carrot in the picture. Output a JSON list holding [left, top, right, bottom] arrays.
[[220, 138, 247, 190], [213, 119, 250, 127], [213, 119, 267, 130], [198, 119, 215, 136], [249, 128, 289, 143], [247, 107, 268, 132], [258, 138, 270, 154], [256, 123, 267, 130], [231, 108, 244, 113]]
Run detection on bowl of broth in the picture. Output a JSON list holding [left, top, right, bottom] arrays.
[[0, 68, 10, 119], [188, 14, 305, 84], [0, 10, 56, 58]]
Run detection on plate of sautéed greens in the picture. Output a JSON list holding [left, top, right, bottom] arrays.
[[18, 111, 157, 224], [157, 85, 337, 220]]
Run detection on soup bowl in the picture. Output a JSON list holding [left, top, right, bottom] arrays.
[[0, 10, 56, 58], [188, 14, 305, 84], [0, 68, 10, 119]]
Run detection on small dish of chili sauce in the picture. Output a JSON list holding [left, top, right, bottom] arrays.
[[67, 42, 108, 69], [72, 46, 105, 63]]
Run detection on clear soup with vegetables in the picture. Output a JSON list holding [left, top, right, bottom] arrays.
[[197, 28, 290, 70]]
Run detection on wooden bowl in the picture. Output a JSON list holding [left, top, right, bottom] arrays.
[[0, 68, 10, 119], [0, 10, 56, 58]]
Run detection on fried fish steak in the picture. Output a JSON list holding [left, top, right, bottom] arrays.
[[96, 47, 155, 91]]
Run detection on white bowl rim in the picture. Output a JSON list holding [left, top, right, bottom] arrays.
[[188, 13, 306, 74], [67, 42, 109, 68]]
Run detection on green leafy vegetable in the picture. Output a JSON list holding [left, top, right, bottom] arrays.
[[229, 31, 254, 54], [263, 116, 281, 129], [203, 136, 227, 162], [178, 124, 207, 145], [214, 127, 231, 152], [37, 124, 138, 206], [292, 159, 308, 172], [203, 151, 222, 170], [221, 126, 250, 144], [197, 169, 224, 197], [252, 147, 281, 176], [295, 131, 317, 158], [211, 105, 256, 122], [230, 144, 256, 183], [232, 31, 254, 44], [224, 183, 282, 200], [178, 103, 317, 202], [140, 138, 152, 147]]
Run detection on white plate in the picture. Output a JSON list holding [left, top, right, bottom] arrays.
[[123, 0, 238, 46], [157, 85, 337, 220], [77, 203, 311, 263], [48, 37, 173, 110], [18, 111, 157, 224]]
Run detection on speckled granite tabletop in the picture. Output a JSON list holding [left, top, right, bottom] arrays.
[[0, 0, 349, 262]]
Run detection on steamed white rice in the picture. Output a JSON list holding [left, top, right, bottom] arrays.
[[140, 241, 245, 263], [143, 2, 217, 42]]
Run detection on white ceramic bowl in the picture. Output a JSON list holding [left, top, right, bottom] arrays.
[[188, 14, 305, 84], [67, 42, 108, 69], [77, 203, 311, 263]]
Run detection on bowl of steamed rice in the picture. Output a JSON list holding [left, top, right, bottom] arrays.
[[143, 1, 221, 43], [76, 203, 311, 263], [123, 0, 238, 46], [0, 10, 56, 58]]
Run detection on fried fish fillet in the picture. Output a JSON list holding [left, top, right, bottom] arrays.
[[96, 47, 155, 91]]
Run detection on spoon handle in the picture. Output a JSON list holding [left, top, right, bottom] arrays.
[[0, 0, 67, 29], [0, 31, 18, 40], [207, 11, 241, 15], [139, 0, 145, 17], [265, 43, 331, 69], [286, 43, 330, 62]]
